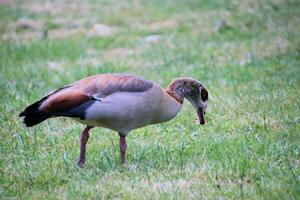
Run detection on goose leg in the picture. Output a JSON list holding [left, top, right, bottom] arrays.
[[119, 134, 127, 165], [77, 126, 92, 167]]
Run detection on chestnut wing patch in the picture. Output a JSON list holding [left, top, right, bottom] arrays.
[[39, 89, 89, 113], [38, 74, 153, 114]]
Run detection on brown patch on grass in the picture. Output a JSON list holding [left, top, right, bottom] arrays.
[[26, 1, 92, 16], [144, 35, 161, 43], [252, 36, 289, 59], [269, 119, 280, 129], [149, 19, 179, 31], [16, 18, 42, 30], [92, 24, 114, 36], [47, 61, 64, 72], [2, 28, 86, 41], [27, 2, 58, 14], [2, 18, 43, 41], [48, 28, 86, 39], [3, 25, 88, 40], [2, 31, 41, 41]]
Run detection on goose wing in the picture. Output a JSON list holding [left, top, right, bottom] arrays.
[[19, 74, 153, 125]]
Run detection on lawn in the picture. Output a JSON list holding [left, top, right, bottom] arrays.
[[0, 0, 299, 199]]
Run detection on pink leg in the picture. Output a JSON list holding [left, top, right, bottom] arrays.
[[119, 135, 127, 165], [77, 126, 92, 167]]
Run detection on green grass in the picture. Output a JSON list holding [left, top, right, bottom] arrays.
[[1, 0, 300, 199]]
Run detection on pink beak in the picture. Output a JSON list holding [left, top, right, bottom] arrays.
[[197, 108, 205, 125]]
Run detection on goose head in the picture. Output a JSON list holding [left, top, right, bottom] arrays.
[[167, 78, 209, 125]]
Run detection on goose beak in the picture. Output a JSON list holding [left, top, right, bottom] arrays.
[[197, 107, 205, 125]]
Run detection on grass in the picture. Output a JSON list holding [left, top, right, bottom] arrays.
[[0, 0, 300, 199]]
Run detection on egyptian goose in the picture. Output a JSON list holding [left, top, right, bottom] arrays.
[[19, 74, 209, 166]]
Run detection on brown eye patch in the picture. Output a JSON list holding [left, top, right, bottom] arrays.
[[200, 87, 208, 101]]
